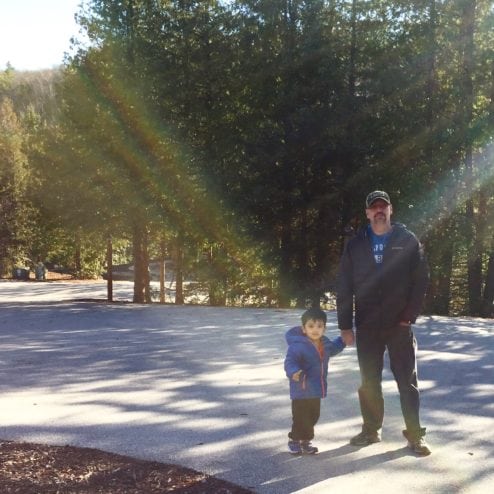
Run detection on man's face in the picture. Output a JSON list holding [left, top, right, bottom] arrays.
[[365, 199, 392, 226]]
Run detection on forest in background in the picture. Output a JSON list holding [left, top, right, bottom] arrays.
[[1, 0, 493, 317]]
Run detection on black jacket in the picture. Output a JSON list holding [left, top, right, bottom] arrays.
[[336, 223, 429, 331]]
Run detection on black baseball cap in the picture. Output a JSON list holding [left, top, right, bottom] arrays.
[[366, 190, 391, 208]]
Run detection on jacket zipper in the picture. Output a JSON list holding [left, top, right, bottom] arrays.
[[318, 345, 326, 398], [320, 359, 326, 398]]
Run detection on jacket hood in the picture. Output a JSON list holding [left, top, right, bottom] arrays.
[[285, 326, 306, 345], [357, 221, 407, 239]]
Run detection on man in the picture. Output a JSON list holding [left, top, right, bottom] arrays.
[[336, 190, 431, 455]]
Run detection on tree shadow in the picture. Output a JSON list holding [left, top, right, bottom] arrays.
[[0, 299, 492, 493]]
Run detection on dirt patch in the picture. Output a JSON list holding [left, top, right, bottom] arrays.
[[0, 440, 255, 493]]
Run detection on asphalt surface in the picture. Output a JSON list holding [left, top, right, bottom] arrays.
[[1, 280, 493, 493]]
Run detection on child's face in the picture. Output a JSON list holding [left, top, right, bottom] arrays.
[[302, 318, 326, 342]]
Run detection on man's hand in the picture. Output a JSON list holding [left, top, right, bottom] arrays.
[[341, 329, 355, 346], [292, 370, 303, 382]]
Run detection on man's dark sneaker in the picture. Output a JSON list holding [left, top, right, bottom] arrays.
[[350, 430, 382, 446], [300, 440, 318, 454], [407, 437, 431, 456]]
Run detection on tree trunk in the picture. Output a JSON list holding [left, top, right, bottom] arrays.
[[460, 0, 481, 315], [424, 220, 454, 315], [278, 225, 293, 308], [336, 0, 359, 249], [481, 240, 494, 317], [481, 53, 494, 318], [207, 244, 227, 306], [159, 238, 166, 304], [74, 230, 82, 277], [133, 223, 150, 304], [426, 0, 437, 157], [174, 240, 184, 305], [106, 235, 113, 302]]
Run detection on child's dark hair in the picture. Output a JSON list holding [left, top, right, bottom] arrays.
[[301, 307, 327, 325]]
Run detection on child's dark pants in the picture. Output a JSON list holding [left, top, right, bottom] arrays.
[[289, 398, 321, 441]]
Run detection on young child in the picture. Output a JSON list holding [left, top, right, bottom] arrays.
[[284, 307, 345, 454]]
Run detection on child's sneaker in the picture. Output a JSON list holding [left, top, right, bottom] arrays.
[[288, 440, 302, 455], [288, 439, 319, 455]]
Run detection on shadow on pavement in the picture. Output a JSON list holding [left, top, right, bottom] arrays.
[[0, 289, 492, 493]]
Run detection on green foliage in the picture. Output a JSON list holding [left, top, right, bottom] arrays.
[[0, 96, 33, 275], [2, 0, 494, 315]]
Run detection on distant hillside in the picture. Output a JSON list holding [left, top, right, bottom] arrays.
[[1, 67, 62, 123]]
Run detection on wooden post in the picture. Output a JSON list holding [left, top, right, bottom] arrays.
[[107, 235, 113, 302], [160, 237, 166, 304]]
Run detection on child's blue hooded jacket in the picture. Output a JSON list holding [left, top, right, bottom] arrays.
[[284, 326, 345, 400]]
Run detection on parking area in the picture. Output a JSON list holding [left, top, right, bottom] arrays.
[[0, 281, 493, 493]]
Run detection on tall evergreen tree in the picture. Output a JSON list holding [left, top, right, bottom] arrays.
[[0, 97, 32, 275]]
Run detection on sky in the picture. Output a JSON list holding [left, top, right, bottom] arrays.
[[0, 0, 83, 71]]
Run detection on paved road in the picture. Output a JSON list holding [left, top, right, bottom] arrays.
[[1, 281, 493, 493]]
